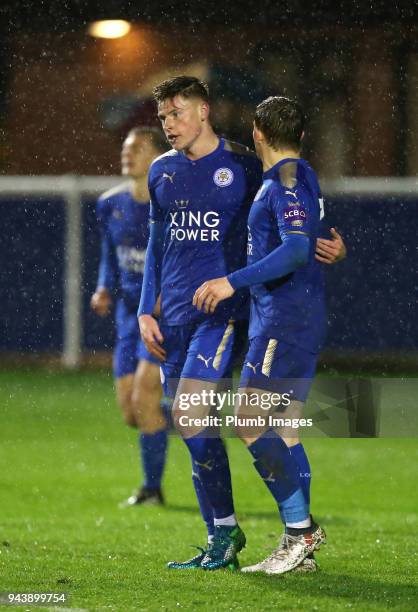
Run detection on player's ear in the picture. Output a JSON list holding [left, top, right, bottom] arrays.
[[253, 124, 263, 144], [199, 101, 210, 122]]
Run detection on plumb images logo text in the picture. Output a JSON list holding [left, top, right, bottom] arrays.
[[176, 413, 313, 430]]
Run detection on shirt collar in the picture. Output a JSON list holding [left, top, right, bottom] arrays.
[[263, 157, 302, 180]]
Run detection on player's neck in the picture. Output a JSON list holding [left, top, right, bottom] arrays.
[[261, 148, 300, 172], [183, 126, 219, 161], [130, 176, 149, 203]]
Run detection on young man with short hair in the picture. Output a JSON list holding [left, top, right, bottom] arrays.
[[138, 76, 261, 569], [194, 96, 329, 573]]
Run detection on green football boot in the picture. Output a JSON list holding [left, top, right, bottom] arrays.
[[167, 545, 209, 570], [201, 525, 246, 571]]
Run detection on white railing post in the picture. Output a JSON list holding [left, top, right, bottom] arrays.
[[62, 177, 83, 368]]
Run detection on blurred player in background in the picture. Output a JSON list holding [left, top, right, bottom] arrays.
[[91, 127, 170, 506], [193, 96, 331, 573], [138, 77, 346, 570]]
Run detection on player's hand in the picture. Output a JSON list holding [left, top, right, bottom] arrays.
[[138, 314, 166, 361], [193, 277, 235, 314], [90, 288, 112, 317], [315, 228, 347, 264]]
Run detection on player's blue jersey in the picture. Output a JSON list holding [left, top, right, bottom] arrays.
[[148, 138, 262, 325], [247, 157, 327, 353], [96, 184, 150, 307]]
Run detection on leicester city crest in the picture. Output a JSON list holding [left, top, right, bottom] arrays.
[[213, 167, 234, 187]]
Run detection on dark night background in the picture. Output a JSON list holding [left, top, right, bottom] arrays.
[[0, 1, 417, 362], [1, 1, 418, 176], [3, 1, 418, 30]]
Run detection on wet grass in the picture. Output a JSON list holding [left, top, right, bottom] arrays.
[[1, 370, 417, 611]]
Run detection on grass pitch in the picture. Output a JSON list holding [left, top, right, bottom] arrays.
[[1, 369, 417, 611]]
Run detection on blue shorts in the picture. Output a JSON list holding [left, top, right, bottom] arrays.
[[238, 337, 318, 402], [231, 319, 249, 368], [160, 318, 239, 398], [113, 298, 159, 378]]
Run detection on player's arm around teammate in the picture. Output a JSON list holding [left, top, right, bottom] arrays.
[[193, 231, 346, 316]]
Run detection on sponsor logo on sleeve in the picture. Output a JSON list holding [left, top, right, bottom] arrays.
[[283, 207, 307, 221]]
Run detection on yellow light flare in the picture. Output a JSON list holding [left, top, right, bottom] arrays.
[[88, 20, 131, 39]]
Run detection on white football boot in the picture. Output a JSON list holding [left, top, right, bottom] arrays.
[[241, 525, 325, 575]]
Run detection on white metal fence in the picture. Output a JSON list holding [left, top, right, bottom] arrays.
[[1, 175, 417, 368]]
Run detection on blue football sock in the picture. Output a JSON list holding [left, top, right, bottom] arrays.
[[248, 429, 309, 524], [289, 442, 311, 506], [184, 431, 234, 520], [191, 458, 214, 537], [140, 429, 168, 489], [279, 488, 310, 524], [160, 398, 173, 429]]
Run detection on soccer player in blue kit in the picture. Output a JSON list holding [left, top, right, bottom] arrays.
[[91, 127, 170, 506], [139, 78, 345, 571], [138, 76, 261, 569], [194, 96, 330, 573]]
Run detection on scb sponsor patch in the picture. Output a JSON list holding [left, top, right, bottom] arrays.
[[283, 206, 307, 221], [213, 167, 234, 187]]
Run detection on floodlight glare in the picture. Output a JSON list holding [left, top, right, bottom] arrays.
[[88, 20, 131, 39]]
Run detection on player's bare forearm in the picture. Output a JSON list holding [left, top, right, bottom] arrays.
[[193, 277, 235, 314], [315, 228, 347, 264], [138, 314, 166, 361]]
